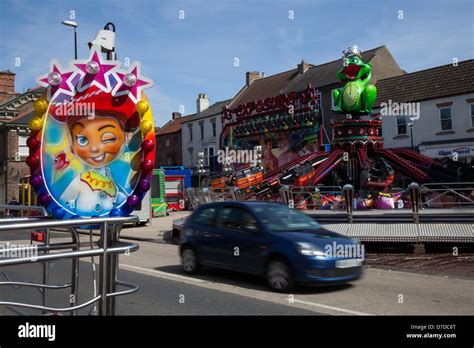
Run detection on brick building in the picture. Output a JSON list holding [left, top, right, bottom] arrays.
[[0, 70, 43, 205], [155, 112, 191, 167]]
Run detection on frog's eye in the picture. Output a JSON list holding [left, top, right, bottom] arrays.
[[101, 132, 117, 144], [76, 135, 89, 147]]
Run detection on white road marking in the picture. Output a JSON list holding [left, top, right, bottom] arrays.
[[120, 263, 208, 283], [121, 263, 373, 316], [292, 298, 372, 316]]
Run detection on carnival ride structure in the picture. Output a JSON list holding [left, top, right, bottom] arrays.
[[211, 46, 473, 205]]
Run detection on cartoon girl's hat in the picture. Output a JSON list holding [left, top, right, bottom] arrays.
[[48, 85, 141, 131], [37, 44, 153, 132]]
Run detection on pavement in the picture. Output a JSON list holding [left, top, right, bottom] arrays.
[[119, 211, 191, 241]]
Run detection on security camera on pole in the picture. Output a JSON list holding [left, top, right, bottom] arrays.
[[88, 22, 117, 60]]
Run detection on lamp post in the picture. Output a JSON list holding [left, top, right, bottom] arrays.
[[197, 152, 205, 189], [61, 20, 78, 59], [408, 121, 414, 150]]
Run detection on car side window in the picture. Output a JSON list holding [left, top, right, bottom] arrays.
[[192, 207, 217, 227], [217, 207, 259, 233]]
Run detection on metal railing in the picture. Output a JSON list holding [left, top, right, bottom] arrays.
[[186, 187, 238, 209], [419, 182, 474, 209], [0, 215, 139, 315], [0, 204, 48, 218], [287, 185, 345, 210]]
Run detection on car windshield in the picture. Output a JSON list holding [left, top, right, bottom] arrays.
[[252, 204, 321, 232]]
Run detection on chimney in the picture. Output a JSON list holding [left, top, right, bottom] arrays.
[[297, 60, 310, 75], [196, 93, 209, 113], [172, 112, 182, 120], [246, 71, 262, 87], [0, 70, 15, 101]]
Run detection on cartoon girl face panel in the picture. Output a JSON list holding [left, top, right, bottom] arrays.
[[32, 49, 155, 219], [41, 91, 142, 217]]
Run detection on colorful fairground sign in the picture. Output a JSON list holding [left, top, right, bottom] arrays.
[[27, 31, 155, 219]]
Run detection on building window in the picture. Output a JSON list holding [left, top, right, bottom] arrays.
[[18, 136, 29, 157], [439, 107, 452, 130], [188, 124, 193, 142], [187, 148, 193, 167], [470, 104, 474, 127], [396, 116, 407, 135], [165, 138, 170, 148], [211, 121, 217, 137], [199, 122, 204, 140], [204, 146, 215, 166]]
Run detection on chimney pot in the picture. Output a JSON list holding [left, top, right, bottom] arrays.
[[196, 93, 209, 113], [172, 112, 182, 120], [246, 71, 262, 87], [297, 60, 310, 74], [0, 70, 16, 101]]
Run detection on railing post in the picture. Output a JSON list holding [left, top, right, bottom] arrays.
[[279, 185, 290, 206], [98, 221, 108, 316], [343, 184, 354, 223], [408, 182, 420, 224], [231, 187, 241, 201]]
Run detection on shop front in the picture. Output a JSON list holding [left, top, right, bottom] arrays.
[[419, 140, 474, 164]]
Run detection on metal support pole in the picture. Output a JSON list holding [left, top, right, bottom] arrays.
[[74, 27, 78, 59], [343, 184, 354, 223], [106, 223, 120, 315], [69, 226, 80, 315], [98, 222, 108, 315], [279, 185, 290, 206], [41, 227, 50, 314], [409, 182, 420, 224]]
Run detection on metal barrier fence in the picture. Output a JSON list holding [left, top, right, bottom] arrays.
[[420, 182, 474, 209], [0, 214, 139, 316], [0, 204, 48, 218], [186, 187, 238, 209], [287, 186, 345, 210]]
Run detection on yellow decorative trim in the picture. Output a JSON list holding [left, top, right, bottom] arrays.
[[80, 171, 116, 197]]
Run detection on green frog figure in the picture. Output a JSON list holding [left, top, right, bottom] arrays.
[[332, 45, 377, 117]]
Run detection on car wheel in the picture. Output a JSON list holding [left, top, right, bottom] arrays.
[[266, 259, 295, 292], [181, 248, 200, 274]]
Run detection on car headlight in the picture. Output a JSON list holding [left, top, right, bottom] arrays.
[[296, 242, 326, 257]]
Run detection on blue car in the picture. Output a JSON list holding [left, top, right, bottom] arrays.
[[179, 201, 363, 292]]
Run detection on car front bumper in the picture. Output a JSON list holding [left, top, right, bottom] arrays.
[[294, 257, 363, 284]]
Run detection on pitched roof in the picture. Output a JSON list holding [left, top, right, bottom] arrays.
[[228, 69, 299, 108], [181, 99, 232, 123], [284, 46, 384, 93], [155, 114, 192, 136], [7, 109, 34, 125], [229, 46, 385, 108], [375, 59, 474, 106]]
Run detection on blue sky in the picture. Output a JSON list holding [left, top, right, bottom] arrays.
[[0, 0, 473, 126]]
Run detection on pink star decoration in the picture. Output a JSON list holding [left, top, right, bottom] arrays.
[[72, 45, 120, 93], [112, 61, 153, 104], [36, 59, 76, 100]]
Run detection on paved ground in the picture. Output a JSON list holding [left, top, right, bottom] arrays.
[[0, 261, 315, 316]]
